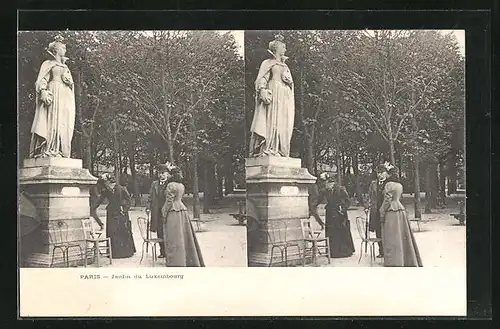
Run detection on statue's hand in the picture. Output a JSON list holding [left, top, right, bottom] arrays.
[[259, 88, 272, 105], [40, 89, 53, 106]]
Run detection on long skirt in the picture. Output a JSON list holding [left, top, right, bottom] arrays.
[[381, 210, 423, 267], [325, 214, 355, 258], [106, 213, 136, 259], [163, 210, 205, 267]]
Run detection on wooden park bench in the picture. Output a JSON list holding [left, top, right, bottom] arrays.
[[450, 201, 466, 225], [230, 201, 249, 225]]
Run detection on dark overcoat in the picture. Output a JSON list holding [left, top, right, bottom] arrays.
[[367, 180, 385, 232], [147, 180, 169, 232]]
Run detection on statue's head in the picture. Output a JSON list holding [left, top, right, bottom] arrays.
[[268, 34, 286, 57], [47, 35, 67, 58]]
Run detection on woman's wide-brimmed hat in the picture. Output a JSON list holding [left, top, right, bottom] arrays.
[[100, 173, 115, 183], [157, 161, 177, 173], [325, 174, 337, 183], [375, 161, 399, 176], [318, 172, 329, 181], [375, 164, 389, 173]]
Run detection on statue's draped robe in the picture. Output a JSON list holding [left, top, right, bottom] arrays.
[[30, 59, 76, 158], [249, 58, 295, 157]]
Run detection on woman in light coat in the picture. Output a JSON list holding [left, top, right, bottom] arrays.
[[380, 164, 423, 267]]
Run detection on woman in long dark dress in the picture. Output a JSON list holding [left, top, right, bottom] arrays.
[[323, 176, 355, 258], [94, 173, 136, 259], [161, 165, 205, 267]]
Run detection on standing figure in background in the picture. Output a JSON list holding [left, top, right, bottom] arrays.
[[146, 164, 172, 258], [29, 35, 76, 158], [249, 34, 295, 157], [89, 177, 105, 231], [161, 166, 205, 267], [366, 164, 389, 258], [308, 172, 328, 230], [94, 173, 136, 259], [324, 176, 355, 258], [379, 164, 423, 267]]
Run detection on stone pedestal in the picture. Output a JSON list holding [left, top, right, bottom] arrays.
[[19, 157, 98, 267], [245, 156, 316, 267]]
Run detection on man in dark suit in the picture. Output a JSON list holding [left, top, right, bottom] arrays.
[[146, 164, 172, 258], [89, 178, 105, 230], [308, 172, 328, 230], [365, 164, 390, 258]]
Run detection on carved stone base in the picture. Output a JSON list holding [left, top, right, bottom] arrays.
[[19, 157, 98, 268], [245, 156, 316, 267]]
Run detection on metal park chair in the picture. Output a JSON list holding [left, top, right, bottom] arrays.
[[355, 212, 381, 267], [137, 216, 163, 266], [267, 220, 303, 267], [47, 220, 84, 267], [82, 218, 112, 267], [301, 217, 331, 266]]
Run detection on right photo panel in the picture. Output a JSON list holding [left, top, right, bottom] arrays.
[[244, 30, 465, 268]]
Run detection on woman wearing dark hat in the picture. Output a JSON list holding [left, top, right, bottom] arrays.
[[94, 173, 136, 259], [160, 163, 205, 267], [379, 163, 423, 267], [323, 174, 355, 258]]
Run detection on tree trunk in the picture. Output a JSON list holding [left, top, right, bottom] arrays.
[[113, 120, 120, 184], [203, 161, 211, 214], [424, 161, 437, 213], [121, 147, 128, 175], [438, 160, 447, 206], [149, 143, 156, 179], [388, 137, 396, 165], [335, 120, 342, 185], [412, 156, 422, 219], [447, 151, 457, 195], [192, 155, 201, 219], [353, 149, 363, 204], [128, 146, 141, 206], [209, 163, 218, 203], [190, 116, 201, 219], [306, 135, 314, 174], [82, 129, 92, 171], [215, 164, 223, 200], [224, 155, 234, 195], [411, 116, 422, 219]]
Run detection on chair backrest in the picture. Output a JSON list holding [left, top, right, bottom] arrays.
[[82, 218, 95, 240], [136, 216, 149, 241], [267, 219, 290, 244], [300, 217, 315, 239], [355, 216, 369, 242], [47, 220, 69, 245]]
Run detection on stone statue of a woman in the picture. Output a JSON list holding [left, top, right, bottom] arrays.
[[29, 35, 76, 158], [248, 34, 295, 157]]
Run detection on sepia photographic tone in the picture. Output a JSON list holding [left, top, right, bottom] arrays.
[[18, 28, 466, 316]]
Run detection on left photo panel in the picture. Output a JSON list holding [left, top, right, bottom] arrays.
[[17, 30, 247, 269]]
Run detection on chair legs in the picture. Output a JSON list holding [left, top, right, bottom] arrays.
[[369, 243, 374, 266], [140, 241, 146, 264], [358, 241, 364, 264], [108, 238, 112, 264], [269, 245, 281, 267], [358, 241, 380, 267], [152, 242, 158, 267], [325, 240, 331, 264], [68, 245, 84, 267], [50, 246, 68, 268], [140, 241, 163, 267]]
